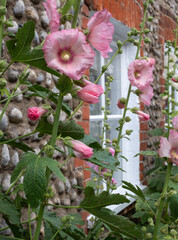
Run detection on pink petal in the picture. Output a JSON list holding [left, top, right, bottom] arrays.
[[172, 116, 178, 130], [140, 85, 154, 105], [158, 137, 171, 158]]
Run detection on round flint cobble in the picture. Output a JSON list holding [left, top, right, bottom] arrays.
[[9, 108, 23, 123], [13, 0, 25, 18]]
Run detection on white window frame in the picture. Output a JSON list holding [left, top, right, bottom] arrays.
[[89, 15, 146, 215]]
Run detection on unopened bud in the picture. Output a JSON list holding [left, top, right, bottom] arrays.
[[0, 60, 7, 71], [0, 6, 7, 17], [148, 16, 153, 22], [117, 40, 122, 47], [144, 37, 151, 43], [131, 107, 139, 113], [125, 116, 131, 122], [141, 226, 147, 233], [0, 78, 7, 89], [126, 130, 133, 135], [119, 118, 125, 125], [43, 144, 54, 157], [144, 28, 151, 34], [170, 229, 177, 236], [146, 233, 152, 239], [0, 130, 3, 137], [102, 65, 108, 73], [118, 49, 123, 54], [133, 40, 139, 46]]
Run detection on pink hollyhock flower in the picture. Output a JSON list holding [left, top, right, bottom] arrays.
[[42, 29, 95, 80], [172, 116, 178, 130], [158, 130, 178, 166], [71, 140, 93, 159], [136, 111, 149, 121], [43, 0, 60, 33], [87, 162, 99, 173], [77, 82, 104, 104], [111, 178, 117, 185], [109, 147, 115, 156], [87, 9, 114, 58], [128, 58, 155, 91], [148, 58, 155, 67], [139, 85, 154, 106], [27, 107, 47, 121], [117, 99, 125, 109]]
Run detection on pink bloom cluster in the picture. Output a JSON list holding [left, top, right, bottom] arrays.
[[42, 1, 114, 80], [77, 79, 104, 104], [27, 107, 47, 121], [71, 140, 93, 159]]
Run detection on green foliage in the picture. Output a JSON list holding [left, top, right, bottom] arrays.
[[0, 237, 24, 240], [134, 151, 158, 158], [80, 187, 142, 239], [169, 194, 178, 218], [148, 128, 164, 137], [80, 187, 129, 208], [148, 173, 165, 192], [122, 181, 145, 200], [0, 138, 33, 152], [36, 118, 84, 139], [56, 75, 73, 95], [6, 21, 60, 77]]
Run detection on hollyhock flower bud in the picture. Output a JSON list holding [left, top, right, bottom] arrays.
[[43, 0, 60, 33], [172, 77, 178, 90], [87, 162, 99, 173], [172, 116, 178, 130], [71, 140, 93, 159], [77, 82, 104, 104], [158, 130, 178, 166], [128, 58, 155, 91], [27, 107, 47, 121], [136, 111, 150, 121], [111, 178, 117, 185], [117, 99, 125, 109], [42, 29, 95, 80], [87, 9, 114, 58], [109, 147, 115, 156], [139, 85, 154, 105]]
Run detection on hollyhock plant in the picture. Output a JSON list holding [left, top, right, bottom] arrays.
[[27, 107, 47, 121], [139, 85, 154, 105], [71, 140, 93, 159], [43, 0, 60, 32], [87, 9, 114, 58], [136, 110, 150, 121], [42, 29, 95, 80], [172, 116, 178, 130], [128, 58, 155, 91], [77, 82, 104, 104], [158, 130, 178, 166]]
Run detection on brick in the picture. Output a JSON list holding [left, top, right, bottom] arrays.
[[81, 16, 89, 29], [140, 122, 148, 131], [82, 106, 90, 120], [76, 121, 89, 134], [140, 132, 148, 141], [159, 77, 165, 85], [140, 172, 144, 181], [74, 158, 84, 168], [81, 4, 90, 17], [139, 162, 144, 172], [140, 142, 147, 151], [81, 210, 90, 221], [83, 167, 91, 180]]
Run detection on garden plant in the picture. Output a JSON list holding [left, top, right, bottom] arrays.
[[0, 0, 177, 239]]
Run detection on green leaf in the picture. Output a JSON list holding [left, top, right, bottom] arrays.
[[6, 21, 35, 59], [24, 156, 47, 208], [0, 237, 24, 240], [42, 156, 65, 182], [56, 75, 73, 95], [148, 128, 164, 136], [148, 173, 165, 192], [80, 187, 129, 209], [43, 211, 61, 229], [134, 151, 158, 157], [61, 226, 86, 240], [36, 118, 84, 139], [89, 149, 117, 170], [80, 135, 102, 150], [0, 139, 34, 152], [86, 221, 103, 240], [122, 181, 145, 200], [61, 0, 73, 15], [0, 192, 20, 225], [169, 194, 178, 218], [84, 208, 142, 239], [11, 152, 36, 183]]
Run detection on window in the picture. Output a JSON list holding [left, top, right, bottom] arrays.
[[89, 16, 144, 213]]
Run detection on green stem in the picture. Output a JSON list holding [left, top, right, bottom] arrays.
[[0, 131, 35, 145], [0, 89, 27, 103], [0, 65, 29, 121], [33, 93, 63, 240], [152, 162, 172, 240], [67, 101, 83, 121], [0, 61, 13, 78], [0, 217, 37, 232], [50, 225, 64, 240], [28, 204, 33, 240], [71, 0, 81, 29], [0, 0, 7, 59], [47, 203, 80, 209], [59, 154, 72, 168], [5, 170, 25, 195]]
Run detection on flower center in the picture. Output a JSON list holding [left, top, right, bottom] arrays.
[[60, 50, 71, 61], [135, 71, 141, 79], [171, 148, 178, 159]]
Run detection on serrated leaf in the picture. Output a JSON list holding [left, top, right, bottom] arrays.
[[61, 226, 86, 240], [83, 207, 142, 239], [80, 187, 129, 209], [0, 139, 34, 152], [24, 157, 47, 208], [122, 181, 145, 200], [56, 75, 73, 95], [134, 151, 158, 157], [89, 149, 117, 170], [148, 128, 164, 136], [80, 135, 102, 150], [61, 0, 73, 15], [0, 192, 20, 225], [42, 156, 65, 182], [148, 173, 165, 192], [169, 194, 178, 218], [43, 211, 61, 229]]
